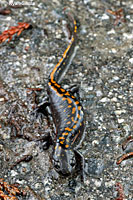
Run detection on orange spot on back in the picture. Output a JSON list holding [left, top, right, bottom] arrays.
[[77, 114, 81, 119], [65, 91, 70, 96], [72, 107, 76, 114], [71, 117, 77, 123], [74, 20, 76, 25], [51, 86, 56, 91], [71, 37, 74, 42], [67, 98, 72, 104], [71, 117, 74, 122], [65, 127, 72, 131], [65, 144, 69, 148], [67, 121, 71, 124], [59, 137, 65, 140], [73, 125, 77, 129], [62, 132, 69, 136], [61, 88, 65, 92], [78, 106, 81, 110], [54, 83, 60, 88]]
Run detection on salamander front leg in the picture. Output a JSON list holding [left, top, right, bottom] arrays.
[[35, 96, 51, 116], [30, 96, 53, 149], [36, 133, 53, 150]]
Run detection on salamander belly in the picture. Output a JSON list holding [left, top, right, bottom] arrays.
[[47, 84, 85, 149]]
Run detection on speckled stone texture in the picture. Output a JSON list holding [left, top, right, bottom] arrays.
[[0, 0, 132, 199]]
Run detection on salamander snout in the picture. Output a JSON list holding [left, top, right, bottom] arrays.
[[53, 145, 76, 175]]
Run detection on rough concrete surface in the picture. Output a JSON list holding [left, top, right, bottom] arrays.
[[0, 0, 132, 199]]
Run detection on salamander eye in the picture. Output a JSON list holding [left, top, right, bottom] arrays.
[[69, 155, 76, 167], [53, 159, 60, 170]]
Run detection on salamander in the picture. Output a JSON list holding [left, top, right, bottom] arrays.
[[45, 15, 85, 177]]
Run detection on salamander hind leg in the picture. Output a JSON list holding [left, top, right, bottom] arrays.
[[74, 150, 85, 183], [68, 84, 79, 93], [68, 84, 81, 101]]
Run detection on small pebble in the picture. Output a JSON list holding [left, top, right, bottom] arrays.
[[118, 118, 124, 123], [129, 58, 133, 64], [100, 97, 109, 102]]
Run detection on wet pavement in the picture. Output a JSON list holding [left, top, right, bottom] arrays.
[[0, 0, 133, 199]]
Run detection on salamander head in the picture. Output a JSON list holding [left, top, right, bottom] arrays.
[[53, 143, 76, 175]]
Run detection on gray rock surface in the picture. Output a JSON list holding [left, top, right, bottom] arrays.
[[0, 0, 132, 199]]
